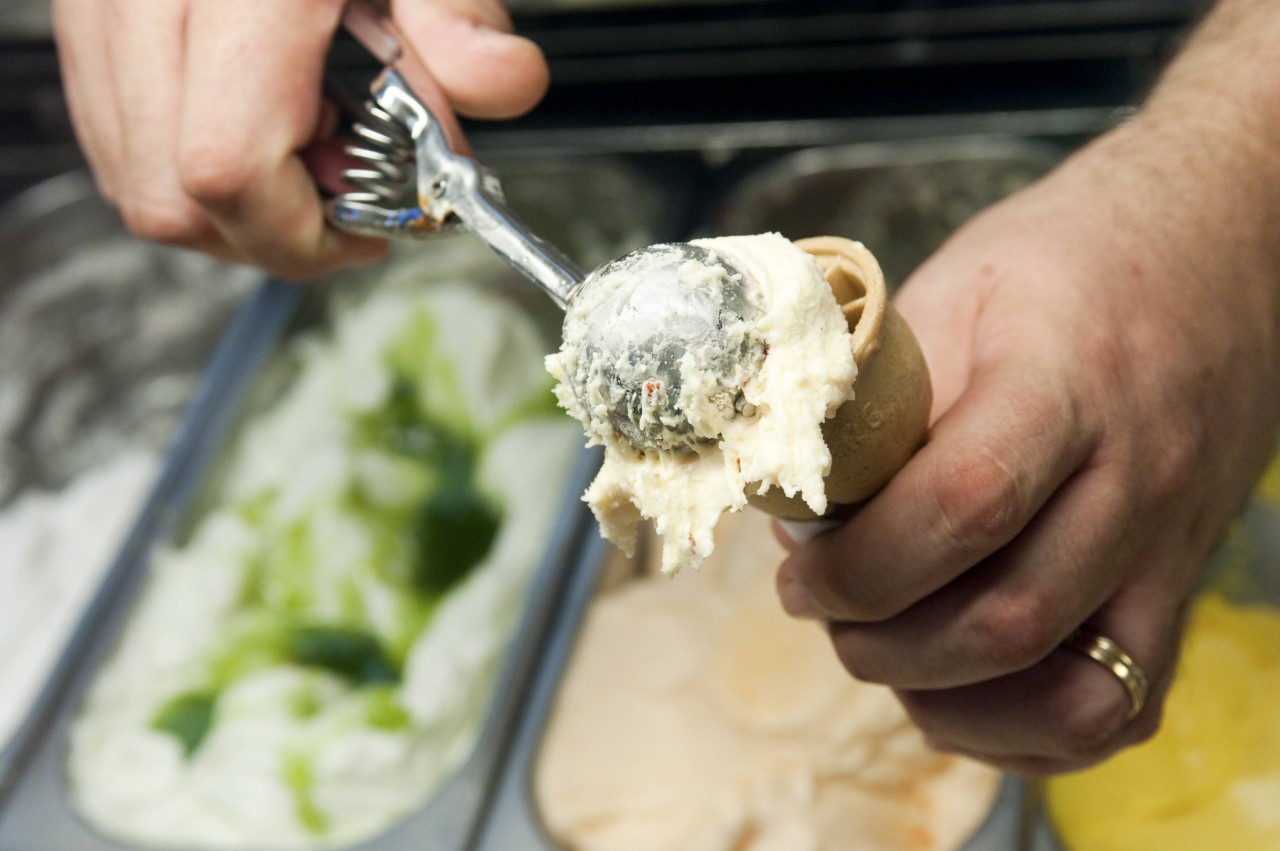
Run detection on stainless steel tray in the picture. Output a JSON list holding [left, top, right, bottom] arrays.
[[0, 172, 255, 773], [0, 274, 595, 851], [0, 157, 669, 851]]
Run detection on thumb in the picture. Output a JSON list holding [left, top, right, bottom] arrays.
[[392, 0, 550, 120]]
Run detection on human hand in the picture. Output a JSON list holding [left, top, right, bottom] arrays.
[[52, 0, 548, 279], [775, 118, 1280, 775]]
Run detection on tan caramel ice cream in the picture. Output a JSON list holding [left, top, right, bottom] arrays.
[[535, 511, 1000, 851]]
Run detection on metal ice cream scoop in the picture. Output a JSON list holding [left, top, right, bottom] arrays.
[[329, 1, 762, 454], [562, 243, 765, 452]]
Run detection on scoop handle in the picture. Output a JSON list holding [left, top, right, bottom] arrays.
[[333, 1, 586, 308]]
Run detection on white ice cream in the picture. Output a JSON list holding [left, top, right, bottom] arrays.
[[68, 281, 579, 849], [0, 451, 158, 751], [546, 233, 855, 575]]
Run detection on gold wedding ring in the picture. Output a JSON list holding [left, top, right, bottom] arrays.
[[1064, 626, 1150, 720]]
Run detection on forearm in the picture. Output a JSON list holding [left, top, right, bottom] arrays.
[[1151, 0, 1280, 143], [1022, 0, 1280, 430], [1071, 0, 1280, 324]]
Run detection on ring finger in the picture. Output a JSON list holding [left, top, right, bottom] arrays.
[[895, 562, 1185, 767], [827, 461, 1133, 689]]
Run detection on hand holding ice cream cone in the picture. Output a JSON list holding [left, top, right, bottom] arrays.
[[549, 232, 933, 573]]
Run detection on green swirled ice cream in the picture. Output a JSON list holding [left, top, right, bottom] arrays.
[[68, 279, 579, 849]]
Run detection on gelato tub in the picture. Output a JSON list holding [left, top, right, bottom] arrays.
[[64, 271, 584, 850], [475, 509, 1025, 851], [0, 158, 668, 851]]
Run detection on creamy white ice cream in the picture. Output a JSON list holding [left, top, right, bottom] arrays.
[[0, 451, 158, 751], [546, 233, 855, 575], [68, 279, 579, 849]]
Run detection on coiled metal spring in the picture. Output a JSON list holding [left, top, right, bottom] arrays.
[[340, 100, 416, 211]]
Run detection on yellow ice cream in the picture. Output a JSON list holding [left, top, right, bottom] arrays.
[[1046, 593, 1280, 850]]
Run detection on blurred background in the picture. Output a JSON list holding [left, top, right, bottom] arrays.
[[19, 5, 1280, 851], [0, 0, 1208, 200]]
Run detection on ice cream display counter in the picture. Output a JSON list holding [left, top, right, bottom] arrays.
[[0, 136, 1068, 851], [2, 3, 1244, 849]]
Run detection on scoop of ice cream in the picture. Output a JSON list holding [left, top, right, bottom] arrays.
[[549, 242, 767, 453], [547, 233, 857, 575]]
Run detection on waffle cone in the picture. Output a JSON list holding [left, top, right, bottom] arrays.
[[747, 236, 932, 521]]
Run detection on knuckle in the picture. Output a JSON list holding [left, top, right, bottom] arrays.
[[1075, 329, 1127, 390], [1144, 431, 1200, 507], [1100, 426, 1196, 525], [790, 540, 900, 623], [177, 144, 255, 208], [818, 566, 902, 623], [828, 626, 881, 683], [929, 447, 1025, 555], [1047, 688, 1130, 760], [840, 590, 902, 623], [119, 198, 208, 246], [967, 589, 1059, 674]]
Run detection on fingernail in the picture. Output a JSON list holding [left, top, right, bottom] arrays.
[[778, 577, 824, 620]]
